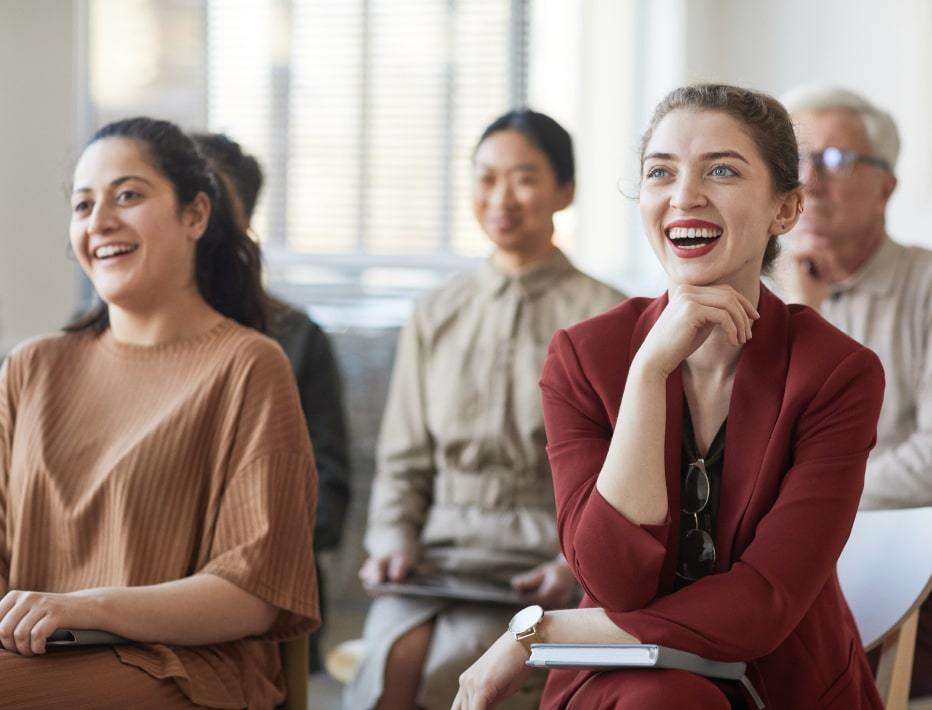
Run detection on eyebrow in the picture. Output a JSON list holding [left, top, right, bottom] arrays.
[[72, 174, 154, 195], [643, 150, 750, 165], [475, 162, 542, 173]]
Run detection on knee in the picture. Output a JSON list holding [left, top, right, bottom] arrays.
[[385, 621, 434, 675]]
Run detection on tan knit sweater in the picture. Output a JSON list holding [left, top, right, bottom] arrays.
[[0, 319, 319, 708]]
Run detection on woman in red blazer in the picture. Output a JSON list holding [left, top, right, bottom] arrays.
[[453, 84, 885, 709]]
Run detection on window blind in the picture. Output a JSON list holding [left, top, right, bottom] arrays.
[[206, 0, 526, 261]]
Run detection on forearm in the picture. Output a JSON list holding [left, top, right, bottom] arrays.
[[76, 573, 277, 645], [596, 356, 669, 525], [539, 607, 640, 646]]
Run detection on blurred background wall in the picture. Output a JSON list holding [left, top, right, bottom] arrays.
[[2, 0, 930, 346]]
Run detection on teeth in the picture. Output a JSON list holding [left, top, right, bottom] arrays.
[[95, 244, 136, 259], [667, 227, 722, 240]]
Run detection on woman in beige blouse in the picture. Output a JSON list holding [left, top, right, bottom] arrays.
[[0, 117, 319, 708], [345, 110, 624, 710]]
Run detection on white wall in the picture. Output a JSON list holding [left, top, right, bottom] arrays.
[[674, 0, 932, 252], [566, 0, 932, 296], [1, 0, 929, 339], [0, 0, 80, 350]]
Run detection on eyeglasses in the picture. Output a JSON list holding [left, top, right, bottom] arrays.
[[677, 458, 716, 581], [799, 146, 890, 178]]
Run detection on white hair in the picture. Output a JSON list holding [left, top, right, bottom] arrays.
[[780, 84, 900, 172]]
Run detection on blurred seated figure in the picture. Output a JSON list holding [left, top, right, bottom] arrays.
[[192, 132, 351, 673], [345, 109, 625, 710], [775, 85, 932, 700]]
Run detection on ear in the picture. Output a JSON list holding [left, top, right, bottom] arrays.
[[769, 189, 803, 235], [184, 192, 212, 242], [879, 171, 897, 204], [554, 180, 576, 212]]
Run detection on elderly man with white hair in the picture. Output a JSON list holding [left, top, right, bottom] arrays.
[[777, 84, 932, 699]]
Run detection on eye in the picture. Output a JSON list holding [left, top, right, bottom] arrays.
[[644, 166, 669, 180], [116, 189, 141, 203], [72, 199, 91, 214], [710, 164, 737, 177]]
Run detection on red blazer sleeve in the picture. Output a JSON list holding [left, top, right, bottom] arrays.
[[541, 311, 673, 611]]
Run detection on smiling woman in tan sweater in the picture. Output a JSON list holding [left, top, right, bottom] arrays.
[[0, 117, 319, 709]]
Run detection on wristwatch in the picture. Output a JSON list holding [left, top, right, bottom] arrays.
[[508, 604, 545, 656]]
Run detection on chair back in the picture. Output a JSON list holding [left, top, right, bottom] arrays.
[[280, 635, 309, 710], [837, 506, 932, 710]]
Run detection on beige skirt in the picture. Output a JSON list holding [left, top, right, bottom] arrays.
[[342, 593, 547, 710]]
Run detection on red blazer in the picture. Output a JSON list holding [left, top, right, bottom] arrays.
[[539, 288, 885, 709]]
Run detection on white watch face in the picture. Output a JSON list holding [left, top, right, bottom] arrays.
[[509, 604, 544, 633]]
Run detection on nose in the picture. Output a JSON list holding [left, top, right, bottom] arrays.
[[86, 201, 117, 235], [487, 180, 515, 208], [670, 172, 706, 210]]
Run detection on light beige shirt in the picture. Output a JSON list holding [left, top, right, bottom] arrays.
[[365, 249, 624, 576], [819, 236, 932, 509]]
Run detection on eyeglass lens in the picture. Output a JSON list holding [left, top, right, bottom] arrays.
[[818, 146, 847, 171], [681, 459, 710, 514], [679, 527, 716, 581], [677, 458, 716, 581]]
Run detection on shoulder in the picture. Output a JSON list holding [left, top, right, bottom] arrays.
[[558, 296, 656, 350], [5, 331, 92, 374], [786, 302, 872, 357], [890, 238, 932, 266], [407, 268, 482, 332], [268, 305, 332, 360], [210, 320, 294, 380], [543, 297, 660, 387], [553, 268, 627, 311], [270, 305, 325, 341], [783, 302, 884, 389], [893, 241, 932, 295]]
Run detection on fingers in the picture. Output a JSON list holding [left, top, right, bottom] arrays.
[[387, 554, 412, 583], [357, 556, 388, 587], [509, 568, 543, 594], [358, 553, 413, 587], [0, 590, 55, 656], [671, 285, 759, 347]]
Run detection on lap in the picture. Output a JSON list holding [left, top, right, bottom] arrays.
[[0, 647, 203, 709], [346, 597, 542, 710], [555, 669, 733, 710]]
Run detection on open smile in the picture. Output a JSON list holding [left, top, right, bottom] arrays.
[[94, 244, 138, 260], [666, 226, 722, 249]]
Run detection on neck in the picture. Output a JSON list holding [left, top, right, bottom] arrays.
[[492, 242, 557, 276], [108, 292, 223, 346], [683, 330, 744, 382]]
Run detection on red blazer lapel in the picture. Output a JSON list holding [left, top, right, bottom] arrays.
[[718, 288, 790, 565]]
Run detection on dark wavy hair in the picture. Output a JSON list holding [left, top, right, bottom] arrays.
[[639, 84, 801, 271], [475, 109, 575, 186], [66, 117, 271, 334], [191, 132, 264, 220]]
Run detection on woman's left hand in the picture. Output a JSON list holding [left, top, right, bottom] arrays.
[[510, 557, 578, 609], [0, 589, 94, 656], [452, 631, 534, 710]]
